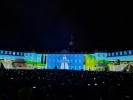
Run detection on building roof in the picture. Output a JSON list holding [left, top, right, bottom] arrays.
[[60, 49, 70, 54]]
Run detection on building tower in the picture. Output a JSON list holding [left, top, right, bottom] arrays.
[[68, 34, 74, 52]]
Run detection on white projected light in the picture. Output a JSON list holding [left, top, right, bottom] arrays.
[[61, 55, 69, 70]]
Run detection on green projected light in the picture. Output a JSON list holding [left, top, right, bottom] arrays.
[[26, 61, 45, 67], [85, 54, 98, 70]]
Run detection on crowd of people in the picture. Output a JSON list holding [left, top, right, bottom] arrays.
[[0, 63, 133, 100]]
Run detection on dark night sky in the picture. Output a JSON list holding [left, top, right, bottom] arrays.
[[0, 0, 131, 52]]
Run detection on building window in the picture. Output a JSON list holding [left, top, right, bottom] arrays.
[[79, 66, 81, 69], [17, 52, 19, 55], [5, 51, 8, 54], [112, 53, 114, 56], [116, 52, 118, 56], [21, 53, 23, 56], [129, 51, 132, 55], [9, 52, 12, 55], [13, 52, 15, 55], [124, 51, 127, 55], [0, 51, 3, 54], [120, 52, 122, 55]]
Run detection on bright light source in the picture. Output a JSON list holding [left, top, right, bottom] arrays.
[[94, 83, 97, 86], [88, 84, 90, 86], [33, 86, 36, 89]]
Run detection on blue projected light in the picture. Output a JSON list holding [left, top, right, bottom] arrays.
[[13, 52, 15, 55], [9, 52, 12, 55], [46, 54, 84, 70], [129, 51, 132, 55], [21, 53, 23, 56], [120, 52, 122, 55], [124, 51, 127, 55], [5, 51, 8, 54], [17, 52, 19, 56]]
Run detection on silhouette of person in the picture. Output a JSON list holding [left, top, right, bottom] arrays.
[[55, 66, 57, 70]]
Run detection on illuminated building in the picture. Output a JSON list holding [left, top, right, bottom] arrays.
[[1, 49, 133, 71], [46, 50, 84, 70], [0, 50, 45, 69]]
